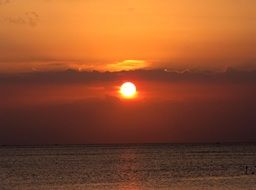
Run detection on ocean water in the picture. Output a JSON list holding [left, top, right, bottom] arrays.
[[0, 144, 256, 190]]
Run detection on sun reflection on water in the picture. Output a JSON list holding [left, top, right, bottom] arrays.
[[116, 148, 144, 190]]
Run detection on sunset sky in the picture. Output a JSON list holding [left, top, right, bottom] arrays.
[[0, 0, 255, 72], [0, 1, 255, 144]]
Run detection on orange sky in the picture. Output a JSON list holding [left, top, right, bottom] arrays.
[[0, 0, 255, 73]]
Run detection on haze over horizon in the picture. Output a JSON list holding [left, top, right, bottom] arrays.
[[1, 69, 255, 144]]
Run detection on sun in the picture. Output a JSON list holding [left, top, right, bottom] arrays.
[[120, 82, 137, 98]]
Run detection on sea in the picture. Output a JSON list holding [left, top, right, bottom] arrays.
[[0, 143, 256, 190]]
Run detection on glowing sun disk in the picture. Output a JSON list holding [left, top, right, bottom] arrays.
[[120, 82, 137, 98]]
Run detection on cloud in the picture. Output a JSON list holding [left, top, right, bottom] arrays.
[[1, 11, 39, 27], [0, 68, 255, 86], [25, 11, 39, 27], [106, 60, 148, 71], [0, 0, 11, 5]]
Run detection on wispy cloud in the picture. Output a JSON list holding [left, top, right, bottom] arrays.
[[1, 11, 39, 27], [0, 0, 11, 5], [25, 11, 39, 27], [106, 60, 148, 71]]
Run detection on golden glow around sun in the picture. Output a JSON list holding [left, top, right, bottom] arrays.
[[120, 82, 137, 98]]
